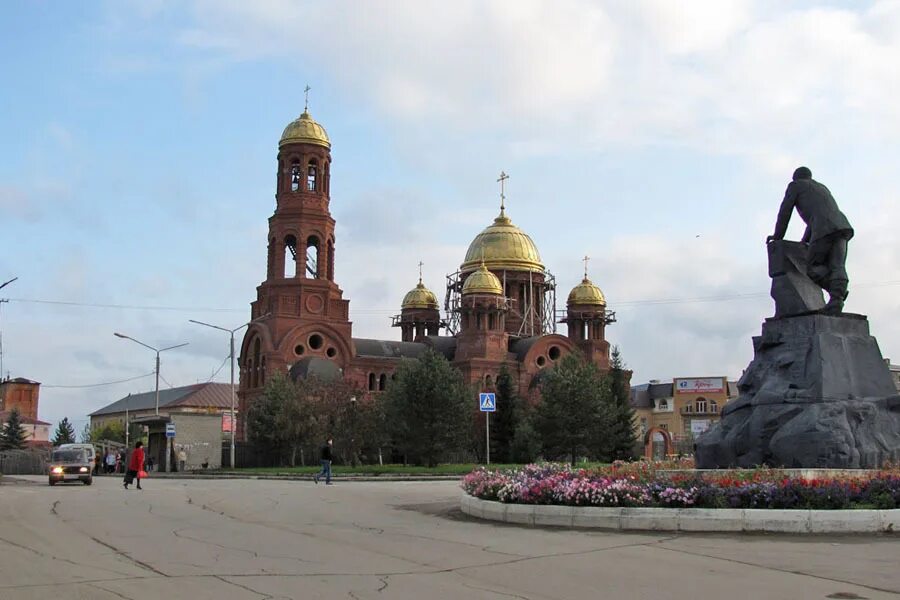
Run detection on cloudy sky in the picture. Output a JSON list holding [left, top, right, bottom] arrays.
[[2, 1, 899, 435]]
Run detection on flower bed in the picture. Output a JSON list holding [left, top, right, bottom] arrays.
[[461, 461, 900, 510]]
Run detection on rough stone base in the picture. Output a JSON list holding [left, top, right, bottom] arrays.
[[696, 313, 900, 468]]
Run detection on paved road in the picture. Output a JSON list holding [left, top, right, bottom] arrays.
[[1, 475, 898, 599]]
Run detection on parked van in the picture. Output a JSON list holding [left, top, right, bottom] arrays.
[[58, 443, 96, 466]]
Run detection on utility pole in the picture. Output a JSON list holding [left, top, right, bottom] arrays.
[[0, 277, 18, 380]]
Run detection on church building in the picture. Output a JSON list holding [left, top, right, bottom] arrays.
[[236, 106, 619, 438]]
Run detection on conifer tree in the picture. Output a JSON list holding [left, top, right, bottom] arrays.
[[604, 346, 638, 461], [383, 349, 470, 467], [534, 353, 609, 466], [52, 417, 77, 446], [491, 365, 520, 463], [0, 408, 29, 450]]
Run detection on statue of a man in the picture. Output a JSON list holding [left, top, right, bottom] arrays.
[[767, 167, 854, 313]]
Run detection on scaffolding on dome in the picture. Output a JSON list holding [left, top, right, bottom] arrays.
[[443, 269, 557, 338]]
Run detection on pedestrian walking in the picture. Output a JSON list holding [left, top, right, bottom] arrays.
[[105, 452, 116, 474], [314, 438, 333, 485], [123, 441, 145, 490], [178, 448, 187, 472]]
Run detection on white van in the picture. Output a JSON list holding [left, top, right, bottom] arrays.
[[58, 443, 96, 466]]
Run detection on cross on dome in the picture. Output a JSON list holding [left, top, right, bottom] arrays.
[[497, 171, 509, 215], [304, 85, 311, 112], [583, 255, 590, 279]]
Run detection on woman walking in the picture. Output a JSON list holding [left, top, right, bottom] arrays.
[[123, 441, 145, 490]]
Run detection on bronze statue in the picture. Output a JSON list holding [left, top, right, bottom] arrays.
[[766, 167, 854, 313]]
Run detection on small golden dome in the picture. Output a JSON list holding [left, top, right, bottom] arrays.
[[462, 262, 504, 295], [401, 281, 439, 310], [280, 111, 331, 148], [567, 277, 606, 306], [460, 210, 544, 273]]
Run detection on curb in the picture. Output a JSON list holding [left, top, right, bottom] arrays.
[[104, 473, 461, 482], [460, 494, 900, 533]]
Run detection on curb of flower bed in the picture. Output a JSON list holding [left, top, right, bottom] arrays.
[[460, 494, 900, 533]]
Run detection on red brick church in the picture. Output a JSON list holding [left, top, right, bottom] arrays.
[[236, 107, 619, 438]]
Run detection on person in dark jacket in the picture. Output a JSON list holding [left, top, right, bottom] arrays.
[[767, 166, 854, 313], [123, 441, 145, 490], [314, 438, 333, 485]]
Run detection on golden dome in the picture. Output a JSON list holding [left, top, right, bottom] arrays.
[[279, 111, 331, 148], [401, 281, 439, 310], [567, 276, 606, 306], [462, 262, 504, 295], [460, 209, 544, 273]]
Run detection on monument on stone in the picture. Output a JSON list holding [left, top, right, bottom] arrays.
[[696, 167, 900, 468]]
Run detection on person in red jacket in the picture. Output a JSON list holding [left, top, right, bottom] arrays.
[[124, 441, 145, 490]]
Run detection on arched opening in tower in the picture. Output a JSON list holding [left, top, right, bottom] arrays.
[[307, 160, 318, 192], [284, 234, 298, 278], [306, 236, 320, 278]]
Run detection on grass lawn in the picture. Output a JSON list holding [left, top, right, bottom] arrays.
[[228, 462, 609, 476]]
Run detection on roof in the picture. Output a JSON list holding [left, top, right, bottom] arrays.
[[0, 411, 51, 426], [89, 383, 232, 417], [289, 357, 342, 382], [630, 384, 652, 409], [423, 336, 457, 361], [648, 383, 674, 399], [1, 377, 40, 385], [353, 338, 428, 359], [510, 336, 542, 361]]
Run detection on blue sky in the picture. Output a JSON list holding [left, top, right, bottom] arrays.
[[2, 1, 899, 435]]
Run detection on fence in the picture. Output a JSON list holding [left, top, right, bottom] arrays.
[[0, 449, 49, 475]]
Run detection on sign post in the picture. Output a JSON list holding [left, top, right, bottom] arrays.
[[479, 392, 496, 464]]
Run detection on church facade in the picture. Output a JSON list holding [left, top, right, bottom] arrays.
[[236, 108, 619, 438]]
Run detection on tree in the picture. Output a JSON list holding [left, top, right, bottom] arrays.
[[534, 353, 609, 466], [604, 346, 637, 461], [491, 365, 521, 463], [80, 422, 92, 443], [247, 373, 293, 462], [89, 422, 126, 444], [0, 408, 29, 450], [52, 417, 77, 446], [383, 349, 471, 467]]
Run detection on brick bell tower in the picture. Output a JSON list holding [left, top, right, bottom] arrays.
[[237, 99, 353, 439]]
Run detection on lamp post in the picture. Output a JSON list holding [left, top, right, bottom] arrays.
[[188, 314, 268, 469], [0, 277, 17, 380], [113, 333, 188, 416]]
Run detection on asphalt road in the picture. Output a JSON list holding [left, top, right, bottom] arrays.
[[1, 475, 898, 600]]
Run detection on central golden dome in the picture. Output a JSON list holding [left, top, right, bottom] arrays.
[[280, 111, 331, 148], [460, 209, 544, 273], [401, 281, 439, 310], [567, 276, 606, 306]]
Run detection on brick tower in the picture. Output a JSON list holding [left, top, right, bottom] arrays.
[[238, 105, 353, 438]]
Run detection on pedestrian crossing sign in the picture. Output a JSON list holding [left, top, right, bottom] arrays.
[[479, 393, 496, 412]]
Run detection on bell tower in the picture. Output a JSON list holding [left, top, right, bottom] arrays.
[[238, 98, 354, 437]]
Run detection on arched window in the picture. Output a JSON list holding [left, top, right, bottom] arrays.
[[324, 162, 330, 195], [284, 235, 297, 278], [267, 237, 276, 278], [368, 373, 376, 391], [327, 239, 334, 281], [290, 160, 301, 192], [260, 356, 267, 386], [307, 160, 318, 192], [306, 236, 319, 278], [710, 400, 718, 414], [379, 374, 387, 391], [696, 398, 707, 413], [488, 313, 495, 330], [485, 375, 493, 387]]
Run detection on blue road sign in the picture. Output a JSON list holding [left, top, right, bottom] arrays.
[[479, 392, 496, 412], [165, 423, 176, 438]]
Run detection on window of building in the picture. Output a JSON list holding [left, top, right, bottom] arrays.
[[379, 374, 387, 391], [710, 400, 718, 414], [291, 160, 301, 192], [658, 399, 668, 410], [284, 235, 297, 278], [306, 236, 319, 278], [368, 373, 376, 391], [696, 398, 707, 413], [307, 160, 317, 191]]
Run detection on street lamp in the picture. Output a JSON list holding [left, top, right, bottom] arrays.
[[113, 333, 188, 416], [188, 314, 269, 469]]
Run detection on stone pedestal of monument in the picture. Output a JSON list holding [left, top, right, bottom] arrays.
[[696, 240, 900, 468]]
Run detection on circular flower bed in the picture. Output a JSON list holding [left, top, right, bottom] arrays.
[[461, 460, 900, 510]]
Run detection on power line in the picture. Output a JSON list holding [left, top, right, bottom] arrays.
[[42, 372, 155, 389], [6, 279, 900, 315], [206, 355, 230, 383]]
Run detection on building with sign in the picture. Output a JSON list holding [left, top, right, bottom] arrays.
[[89, 383, 232, 471], [631, 377, 738, 454], [236, 107, 625, 439]]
